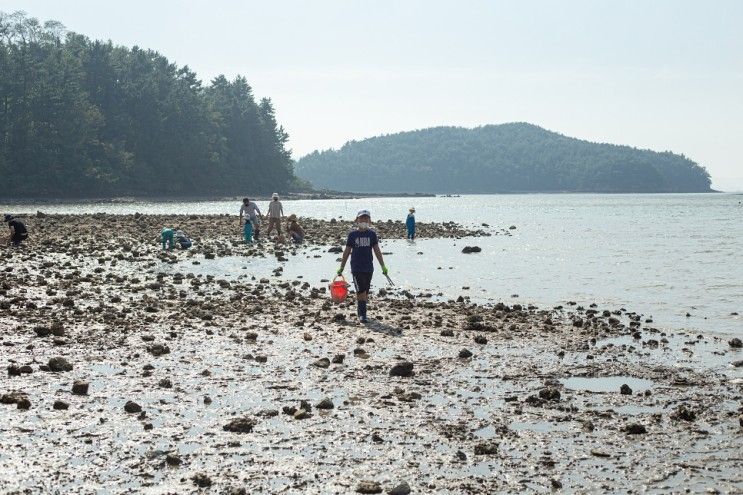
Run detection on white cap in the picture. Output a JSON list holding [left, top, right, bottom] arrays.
[[357, 209, 371, 218], [272, 193, 279, 198]]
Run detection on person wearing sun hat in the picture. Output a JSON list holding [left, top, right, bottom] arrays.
[[337, 209, 388, 323], [406, 207, 416, 240]]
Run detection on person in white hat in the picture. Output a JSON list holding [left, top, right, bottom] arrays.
[[406, 207, 416, 240], [337, 209, 388, 323], [265, 193, 284, 237]]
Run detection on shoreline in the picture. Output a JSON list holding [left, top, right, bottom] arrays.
[[1, 214, 741, 492]]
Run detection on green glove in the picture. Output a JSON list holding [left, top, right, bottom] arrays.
[[382, 265, 389, 275], [337, 266, 344, 275]]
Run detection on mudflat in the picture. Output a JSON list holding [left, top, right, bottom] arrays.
[[1, 214, 741, 493]]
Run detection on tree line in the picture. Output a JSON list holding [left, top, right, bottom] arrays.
[[295, 123, 713, 194], [0, 11, 296, 199]]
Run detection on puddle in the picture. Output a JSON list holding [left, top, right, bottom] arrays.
[[561, 376, 655, 393]]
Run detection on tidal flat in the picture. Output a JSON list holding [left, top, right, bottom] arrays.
[[1, 214, 741, 493]]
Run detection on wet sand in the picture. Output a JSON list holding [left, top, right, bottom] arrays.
[[1, 215, 741, 493]]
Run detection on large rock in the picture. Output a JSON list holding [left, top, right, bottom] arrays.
[[389, 361, 414, 377], [124, 401, 142, 413], [72, 381, 89, 395], [48, 357, 73, 372], [461, 246, 482, 254], [356, 480, 382, 494], [223, 416, 257, 433]]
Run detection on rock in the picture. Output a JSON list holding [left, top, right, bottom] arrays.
[[158, 378, 173, 388], [223, 416, 257, 433], [474, 441, 498, 455], [1, 393, 26, 405], [192, 473, 212, 488], [458, 348, 473, 358], [440, 329, 454, 337], [312, 357, 330, 369], [72, 381, 89, 395], [388, 481, 411, 495], [732, 360, 743, 368], [165, 454, 182, 466], [389, 361, 414, 377], [316, 398, 334, 410], [147, 344, 170, 356], [124, 401, 142, 413], [34, 326, 51, 337], [620, 384, 632, 395], [51, 321, 65, 336], [47, 357, 73, 372], [356, 480, 382, 494], [16, 397, 31, 410], [625, 423, 647, 435], [729, 338, 742, 348], [332, 354, 345, 364], [53, 400, 69, 410], [538, 387, 561, 401], [461, 246, 482, 254], [670, 405, 696, 422], [551, 478, 563, 489], [7, 365, 21, 377], [294, 409, 311, 420], [474, 335, 487, 345]]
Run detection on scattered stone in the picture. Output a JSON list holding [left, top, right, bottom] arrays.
[[670, 405, 696, 422], [458, 348, 473, 358], [53, 400, 69, 410], [72, 381, 89, 395], [538, 387, 561, 401], [158, 378, 173, 388], [440, 329, 454, 337], [47, 357, 73, 372], [356, 480, 382, 494], [223, 416, 257, 433], [124, 401, 142, 413], [474, 335, 487, 345], [388, 481, 411, 495], [729, 338, 742, 348], [294, 409, 311, 420], [620, 384, 632, 395], [147, 344, 170, 356], [332, 354, 346, 364], [625, 423, 647, 435], [474, 441, 498, 455], [316, 398, 334, 410], [461, 246, 482, 254], [16, 398, 32, 410], [312, 357, 330, 369], [192, 473, 212, 488], [389, 361, 414, 377], [165, 454, 182, 466]]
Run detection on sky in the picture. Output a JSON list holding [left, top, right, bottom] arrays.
[[2, 0, 742, 190]]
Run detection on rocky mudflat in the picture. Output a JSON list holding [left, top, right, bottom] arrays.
[[1, 214, 741, 493]]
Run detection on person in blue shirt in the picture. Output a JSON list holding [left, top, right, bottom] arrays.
[[337, 209, 388, 323], [406, 207, 416, 240]]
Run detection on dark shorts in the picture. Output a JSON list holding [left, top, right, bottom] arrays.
[[352, 272, 373, 295]]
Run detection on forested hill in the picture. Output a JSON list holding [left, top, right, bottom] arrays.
[[295, 124, 712, 194], [0, 11, 295, 199]]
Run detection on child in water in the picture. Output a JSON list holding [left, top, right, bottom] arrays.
[[406, 207, 416, 240]]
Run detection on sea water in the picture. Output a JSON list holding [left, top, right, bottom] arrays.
[[2, 193, 741, 337]]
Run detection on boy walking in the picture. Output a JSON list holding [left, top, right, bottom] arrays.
[[338, 210, 388, 323]]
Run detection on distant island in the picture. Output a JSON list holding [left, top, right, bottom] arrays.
[[0, 11, 297, 199], [295, 124, 713, 194]]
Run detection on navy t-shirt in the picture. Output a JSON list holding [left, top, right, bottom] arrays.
[[347, 229, 378, 273]]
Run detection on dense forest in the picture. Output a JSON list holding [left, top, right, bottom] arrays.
[[0, 11, 296, 199], [296, 124, 713, 194]]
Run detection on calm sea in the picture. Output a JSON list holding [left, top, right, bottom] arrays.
[[2, 194, 741, 337]]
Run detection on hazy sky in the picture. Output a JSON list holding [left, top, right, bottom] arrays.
[[2, 0, 742, 190]]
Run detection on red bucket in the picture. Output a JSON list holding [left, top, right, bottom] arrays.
[[329, 275, 349, 303]]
